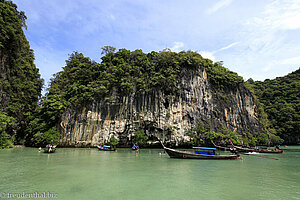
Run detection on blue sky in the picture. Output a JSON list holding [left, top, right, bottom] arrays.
[[13, 0, 300, 88]]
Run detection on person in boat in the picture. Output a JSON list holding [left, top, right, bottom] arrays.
[[46, 144, 56, 150], [132, 144, 139, 150]]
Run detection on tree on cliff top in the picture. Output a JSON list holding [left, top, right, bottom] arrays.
[[101, 46, 116, 55], [45, 48, 245, 108]]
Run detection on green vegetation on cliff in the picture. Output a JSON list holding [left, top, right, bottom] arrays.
[[40, 47, 275, 146], [47, 48, 245, 108], [186, 121, 282, 147], [249, 68, 300, 144], [133, 129, 148, 146], [0, 0, 43, 148]]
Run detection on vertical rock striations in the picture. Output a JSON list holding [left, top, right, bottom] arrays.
[[59, 68, 263, 147]]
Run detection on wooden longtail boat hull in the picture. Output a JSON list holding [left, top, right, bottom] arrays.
[[233, 146, 283, 154], [164, 147, 240, 160], [96, 146, 116, 151], [212, 142, 233, 151], [251, 149, 282, 154]]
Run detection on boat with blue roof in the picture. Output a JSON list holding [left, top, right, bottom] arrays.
[[96, 145, 116, 151], [193, 147, 217, 155], [161, 143, 240, 160]]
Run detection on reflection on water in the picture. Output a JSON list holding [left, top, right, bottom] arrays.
[[0, 147, 299, 200]]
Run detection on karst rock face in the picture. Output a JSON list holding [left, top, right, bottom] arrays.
[[59, 68, 263, 147]]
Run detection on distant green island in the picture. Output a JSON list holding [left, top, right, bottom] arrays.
[[0, 0, 299, 149]]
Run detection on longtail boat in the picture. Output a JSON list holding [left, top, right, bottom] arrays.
[[214, 140, 284, 154], [161, 143, 240, 160], [212, 141, 233, 151], [96, 145, 116, 151], [231, 143, 283, 154]]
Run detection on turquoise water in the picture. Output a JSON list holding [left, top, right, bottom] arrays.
[[0, 147, 299, 200]]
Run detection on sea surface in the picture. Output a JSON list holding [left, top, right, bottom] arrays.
[[0, 146, 299, 200]]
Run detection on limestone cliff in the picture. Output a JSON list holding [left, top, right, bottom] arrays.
[[0, 1, 43, 145], [59, 67, 263, 147]]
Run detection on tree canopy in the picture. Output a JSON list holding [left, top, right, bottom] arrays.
[[249, 68, 300, 144], [45, 49, 245, 109], [0, 0, 43, 148]]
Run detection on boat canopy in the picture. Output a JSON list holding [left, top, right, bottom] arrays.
[[103, 145, 111, 148], [192, 147, 216, 150]]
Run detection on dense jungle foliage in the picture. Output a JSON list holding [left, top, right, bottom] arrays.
[[186, 121, 282, 147], [0, 0, 43, 148], [46, 48, 244, 108], [249, 69, 300, 144]]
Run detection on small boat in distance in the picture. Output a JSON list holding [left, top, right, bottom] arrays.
[[97, 145, 116, 151], [161, 143, 240, 160], [44, 144, 56, 153], [132, 144, 139, 150]]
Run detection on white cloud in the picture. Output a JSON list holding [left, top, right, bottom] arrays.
[[257, 0, 300, 31], [262, 64, 272, 72], [245, 0, 300, 48], [216, 42, 239, 52], [222, 0, 300, 79], [280, 56, 300, 65], [198, 51, 215, 61], [170, 42, 184, 52], [206, 0, 233, 14], [198, 42, 238, 62]]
